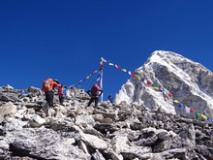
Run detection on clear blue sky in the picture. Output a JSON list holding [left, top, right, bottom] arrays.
[[1, 0, 213, 100]]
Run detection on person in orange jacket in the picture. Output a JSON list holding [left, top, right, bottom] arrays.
[[42, 78, 61, 107]]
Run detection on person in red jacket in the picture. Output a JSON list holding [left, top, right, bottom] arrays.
[[87, 84, 103, 110], [42, 78, 61, 107], [58, 84, 67, 105]]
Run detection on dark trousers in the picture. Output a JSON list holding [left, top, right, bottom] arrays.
[[45, 91, 54, 107], [87, 97, 98, 108], [59, 96, 65, 105]]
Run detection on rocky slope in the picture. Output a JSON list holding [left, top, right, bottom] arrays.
[[0, 84, 213, 160]]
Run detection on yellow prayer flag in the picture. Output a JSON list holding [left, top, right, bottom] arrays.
[[122, 69, 127, 72], [136, 75, 141, 80], [86, 76, 90, 79], [154, 87, 159, 91], [201, 114, 207, 119], [173, 99, 179, 103]]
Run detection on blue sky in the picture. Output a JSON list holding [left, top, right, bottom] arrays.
[[0, 0, 213, 100]]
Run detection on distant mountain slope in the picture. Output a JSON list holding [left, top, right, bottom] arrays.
[[115, 50, 213, 118]]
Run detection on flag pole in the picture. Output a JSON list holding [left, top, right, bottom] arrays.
[[100, 57, 104, 102]]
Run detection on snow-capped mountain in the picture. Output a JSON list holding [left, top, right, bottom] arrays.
[[115, 50, 213, 118]]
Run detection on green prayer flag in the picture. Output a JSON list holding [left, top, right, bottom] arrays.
[[196, 112, 201, 119]]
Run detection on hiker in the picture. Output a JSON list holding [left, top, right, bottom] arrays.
[[58, 84, 67, 105], [87, 83, 103, 111], [42, 78, 61, 107], [108, 94, 114, 103], [69, 86, 76, 97]]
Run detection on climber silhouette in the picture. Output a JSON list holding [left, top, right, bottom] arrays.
[[86, 84, 103, 111]]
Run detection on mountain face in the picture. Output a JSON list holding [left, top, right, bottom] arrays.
[[115, 50, 213, 118]]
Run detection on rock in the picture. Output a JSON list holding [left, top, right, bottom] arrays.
[[0, 102, 17, 123], [29, 114, 46, 128], [0, 84, 212, 159]]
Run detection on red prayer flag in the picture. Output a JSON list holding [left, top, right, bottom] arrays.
[[147, 81, 151, 86], [190, 108, 196, 113], [131, 73, 135, 77], [167, 93, 173, 98]]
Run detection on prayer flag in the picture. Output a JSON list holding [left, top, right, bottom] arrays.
[[121, 69, 127, 72], [200, 114, 207, 119], [190, 108, 196, 113], [115, 65, 121, 69], [86, 75, 90, 79], [159, 89, 164, 92], [179, 103, 184, 107], [196, 112, 201, 119], [131, 73, 135, 77], [207, 117, 213, 122], [92, 71, 96, 74], [154, 87, 159, 91], [185, 106, 190, 114], [136, 75, 141, 80], [173, 99, 179, 103], [147, 81, 151, 86], [100, 64, 103, 69], [167, 93, 173, 98]]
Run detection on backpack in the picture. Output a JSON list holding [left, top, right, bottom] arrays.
[[42, 80, 50, 92]]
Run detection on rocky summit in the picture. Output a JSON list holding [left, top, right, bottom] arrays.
[[0, 51, 213, 160]]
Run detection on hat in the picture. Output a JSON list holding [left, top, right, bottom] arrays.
[[53, 79, 59, 84]]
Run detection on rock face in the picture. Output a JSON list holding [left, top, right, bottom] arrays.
[[115, 50, 213, 119], [0, 83, 212, 160]]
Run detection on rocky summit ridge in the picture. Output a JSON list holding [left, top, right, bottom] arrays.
[[0, 51, 213, 160]]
